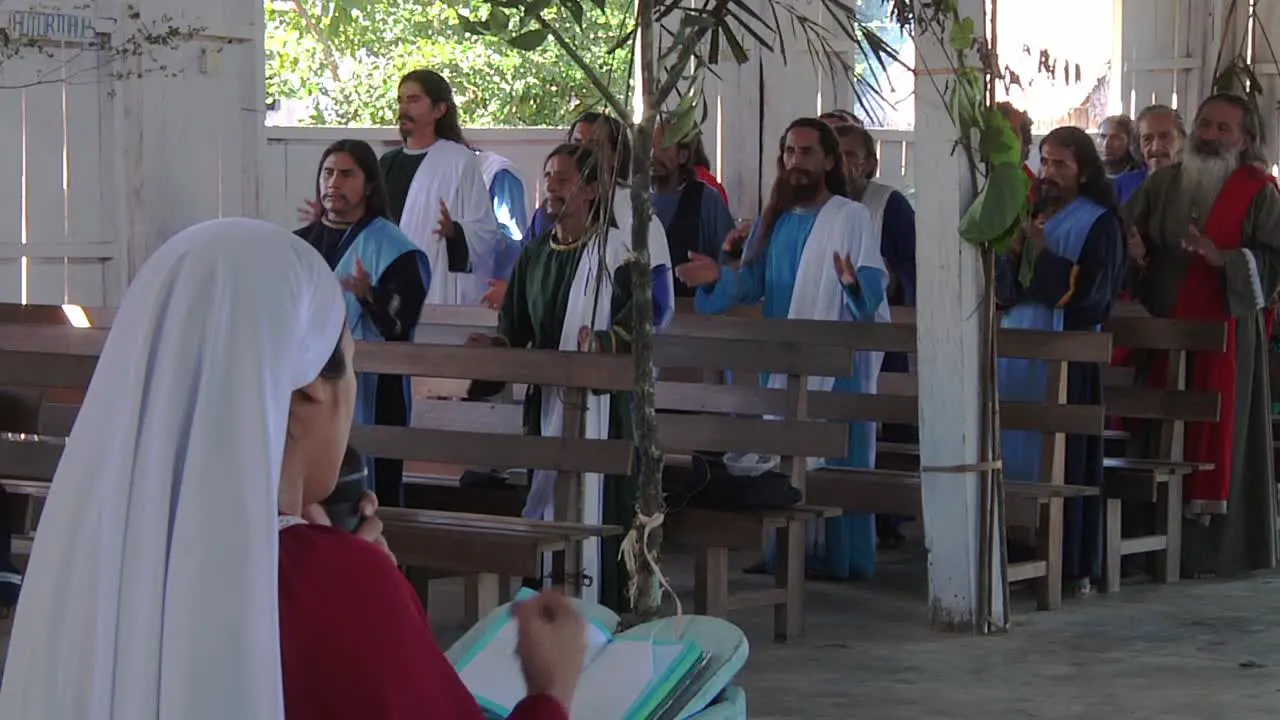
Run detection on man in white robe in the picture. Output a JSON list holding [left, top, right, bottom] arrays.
[[384, 70, 501, 306]]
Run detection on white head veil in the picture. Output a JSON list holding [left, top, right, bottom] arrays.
[[0, 218, 346, 719]]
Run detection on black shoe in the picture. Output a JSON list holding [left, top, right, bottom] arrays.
[[0, 568, 21, 608]]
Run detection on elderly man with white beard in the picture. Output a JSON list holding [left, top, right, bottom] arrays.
[[1124, 92, 1280, 579]]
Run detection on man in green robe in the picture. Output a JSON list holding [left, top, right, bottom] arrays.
[[1124, 92, 1280, 577], [468, 143, 662, 612]]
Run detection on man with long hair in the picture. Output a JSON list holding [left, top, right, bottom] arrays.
[[301, 70, 501, 307], [651, 117, 735, 296], [295, 139, 430, 507], [386, 69, 501, 306], [467, 144, 671, 611], [487, 112, 675, 329], [1099, 114, 1144, 179], [676, 117, 891, 581], [1125, 93, 1280, 579], [996, 126, 1126, 594]]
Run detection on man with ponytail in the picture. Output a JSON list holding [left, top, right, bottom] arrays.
[[676, 117, 891, 582]]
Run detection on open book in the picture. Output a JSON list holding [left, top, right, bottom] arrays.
[[453, 590, 705, 719]]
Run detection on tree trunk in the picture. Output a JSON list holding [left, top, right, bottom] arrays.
[[625, 0, 665, 623]]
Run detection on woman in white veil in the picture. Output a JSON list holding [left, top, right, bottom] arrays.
[[0, 218, 584, 719]]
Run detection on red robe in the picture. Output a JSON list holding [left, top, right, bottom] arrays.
[[1142, 165, 1277, 510], [279, 522, 567, 720], [694, 165, 730, 206]]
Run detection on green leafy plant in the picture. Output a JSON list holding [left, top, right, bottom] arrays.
[[265, 0, 635, 127]]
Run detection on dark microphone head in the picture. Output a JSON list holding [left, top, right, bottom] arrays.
[[321, 446, 367, 533]]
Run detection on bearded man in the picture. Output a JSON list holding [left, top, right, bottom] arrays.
[[996, 126, 1127, 594], [1124, 92, 1280, 578], [676, 117, 890, 581]]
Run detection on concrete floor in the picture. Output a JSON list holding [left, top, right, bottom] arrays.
[[3, 543, 1280, 718]]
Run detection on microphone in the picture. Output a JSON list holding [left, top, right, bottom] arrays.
[[320, 446, 368, 533]]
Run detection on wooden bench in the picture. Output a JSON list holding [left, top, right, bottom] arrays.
[[661, 306, 1111, 612], [651, 329, 852, 642], [0, 318, 631, 623], [1100, 315, 1226, 591]]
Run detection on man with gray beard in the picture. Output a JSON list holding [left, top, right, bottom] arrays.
[[1125, 92, 1280, 578]]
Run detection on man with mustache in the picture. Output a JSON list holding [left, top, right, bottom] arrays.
[[295, 139, 430, 507], [1124, 92, 1280, 579], [676, 117, 890, 581], [302, 70, 501, 308], [1099, 114, 1144, 179], [996, 127, 1127, 596], [382, 69, 501, 307], [650, 117, 735, 296], [1114, 105, 1187, 205], [485, 112, 675, 328], [466, 144, 674, 611]]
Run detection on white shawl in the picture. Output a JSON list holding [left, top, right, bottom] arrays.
[[0, 219, 347, 719], [610, 185, 676, 328], [767, 194, 889, 394], [521, 226, 633, 604], [477, 150, 517, 189], [860, 180, 894, 239], [398, 139, 502, 306]]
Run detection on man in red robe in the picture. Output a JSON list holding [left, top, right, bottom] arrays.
[[1124, 92, 1280, 578]]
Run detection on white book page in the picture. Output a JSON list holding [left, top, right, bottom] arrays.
[[569, 641, 687, 720], [458, 617, 613, 715]]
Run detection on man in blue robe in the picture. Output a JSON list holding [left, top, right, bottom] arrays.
[[1114, 104, 1186, 205], [650, 118, 735, 296], [677, 117, 890, 581], [295, 139, 431, 507], [995, 126, 1127, 595]]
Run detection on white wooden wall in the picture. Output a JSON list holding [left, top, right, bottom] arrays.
[[1117, 0, 1214, 116], [1248, 0, 1280, 169], [0, 1, 118, 306], [0, 0, 264, 305]]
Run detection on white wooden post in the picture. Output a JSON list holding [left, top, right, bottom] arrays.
[[913, 0, 1005, 630]]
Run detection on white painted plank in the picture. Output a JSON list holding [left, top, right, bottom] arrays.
[[65, 52, 105, 245], [0, 262, 22, 303], [21, 59, 68, 249], [0, 60, 29, 249]]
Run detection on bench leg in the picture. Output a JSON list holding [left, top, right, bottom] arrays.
[[693, 547, 729, 618], [1104, 498, 1122, 593], [1036, 498, 1063, 611], [773, 520, 805, 641], [464, 573, 501, 627], [1152, 476, 1182, 583]]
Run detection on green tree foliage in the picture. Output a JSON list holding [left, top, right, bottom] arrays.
[[265, 0, 635, 127]]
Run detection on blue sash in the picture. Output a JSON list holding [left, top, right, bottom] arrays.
[[997, 197, 1105, 482], [333, 217, 431, 432]]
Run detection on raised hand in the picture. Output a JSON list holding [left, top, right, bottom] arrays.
[[722, 220, 751, 256], [1182, 223, 1224, 267], [297, 198, 322, 225], [339, 257, 373, 301], [481, 279, 508, 310], [435, 199, 457, 240], [832, 252, 859, 289], [674, 251, 721, 288], [577, 325, 593, 352]]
